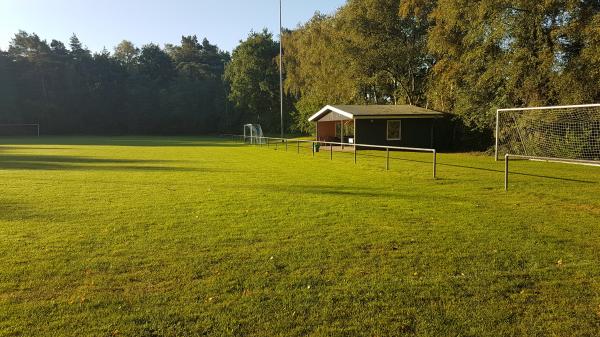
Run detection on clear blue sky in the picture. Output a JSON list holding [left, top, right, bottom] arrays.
[[0, 0, 346, 52]]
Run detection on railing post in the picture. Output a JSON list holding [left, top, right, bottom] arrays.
[[433, 150, 437, 179], [504, 154, 509, 191], [386, 148, 390, 170], [330, 142, 333, 160]]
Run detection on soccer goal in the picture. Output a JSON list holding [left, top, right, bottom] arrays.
[[243, 124, 264, 144], [495, 104, 600, 164], [0, 123, 40, 137]]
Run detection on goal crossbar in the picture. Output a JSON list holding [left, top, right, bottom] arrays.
[[497, 103, 600, 112]]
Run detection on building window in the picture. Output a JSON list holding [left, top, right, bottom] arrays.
[[387, 120, 401, 140]]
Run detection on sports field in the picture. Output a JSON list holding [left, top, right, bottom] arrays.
[[1, 137, 599, 336]]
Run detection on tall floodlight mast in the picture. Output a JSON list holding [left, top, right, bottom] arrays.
[[279, 0, 284, 138]]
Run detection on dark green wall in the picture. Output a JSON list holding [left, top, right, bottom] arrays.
[[355, 118, 453, 150]]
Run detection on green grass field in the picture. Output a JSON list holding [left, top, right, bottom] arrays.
[[1, 137, 599, 336]]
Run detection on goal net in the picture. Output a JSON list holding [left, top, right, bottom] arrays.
[[243, 124, 264, 144], [495, 104, 600, 163], [0, 123, 40, 137]]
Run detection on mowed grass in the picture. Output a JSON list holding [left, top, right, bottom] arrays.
[[1, 137, 599, 336]]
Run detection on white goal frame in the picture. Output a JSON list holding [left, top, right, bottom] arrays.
[[0, 123, 40, 137], [495, 103, 600, 163], [495, 104, 600, 190], [243, 124, 264, 144]]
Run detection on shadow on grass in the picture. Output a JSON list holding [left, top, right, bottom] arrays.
[[357, 155, 598, 185], [439, 162, 596, 184], [0, 137, 245, 147], [256, 184, 441, 199], [0, 146, 73, 151], [0, 153, 221, 173]]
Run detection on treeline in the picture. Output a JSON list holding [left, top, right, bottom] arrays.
[[1, 0, 599, 141], [0, 32, 231, 134]]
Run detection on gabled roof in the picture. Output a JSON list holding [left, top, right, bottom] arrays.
[[308, 105, 446, 122]]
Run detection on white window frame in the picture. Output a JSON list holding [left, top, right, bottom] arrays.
[[386, 120, 402, 140]]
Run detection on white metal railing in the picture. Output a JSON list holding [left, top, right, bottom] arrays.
[[230, 134, 437, 179]]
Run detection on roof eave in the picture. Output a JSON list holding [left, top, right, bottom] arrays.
[[308, 105, 354, 122], [353, 114, 446, 119]]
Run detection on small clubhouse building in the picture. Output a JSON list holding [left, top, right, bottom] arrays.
[[308, 105, 449, 148]]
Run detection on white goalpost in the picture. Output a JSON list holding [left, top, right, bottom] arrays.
[[495, 103, 600, 190], [0, 123, 40, 137], [243, 124, 264, 144]]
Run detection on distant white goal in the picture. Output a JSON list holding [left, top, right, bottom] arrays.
[[243, 124, 264, 144], [0, 123, 40, 137], [495, 104, 600, 165]]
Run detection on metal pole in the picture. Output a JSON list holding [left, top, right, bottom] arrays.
[[279, 0, 284, 139], [386, 148, 389, 170], [297, 140, 300, 154], [354, 145, 357, 164], [330, 142, 333, 160], [285, 139, 288, 151], [504, 154, 509, 191], [495, 110, 499, 161], [433, 150, 437, 179], [37, 124, 40, 137], [312, 142, 315, 157]]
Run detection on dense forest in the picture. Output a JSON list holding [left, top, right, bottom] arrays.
[[0, 33, 230, 134], [1, 0, 599, 144]]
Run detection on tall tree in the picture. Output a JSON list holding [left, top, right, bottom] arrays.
[[283, 14, 361, 133], [113, 40, 139, 67], [338, 0, 432, 106], [224, 30, 282, 132]]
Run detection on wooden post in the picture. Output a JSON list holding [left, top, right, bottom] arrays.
[[341, 121, 344, 150], [312, 142, 315, 157]]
